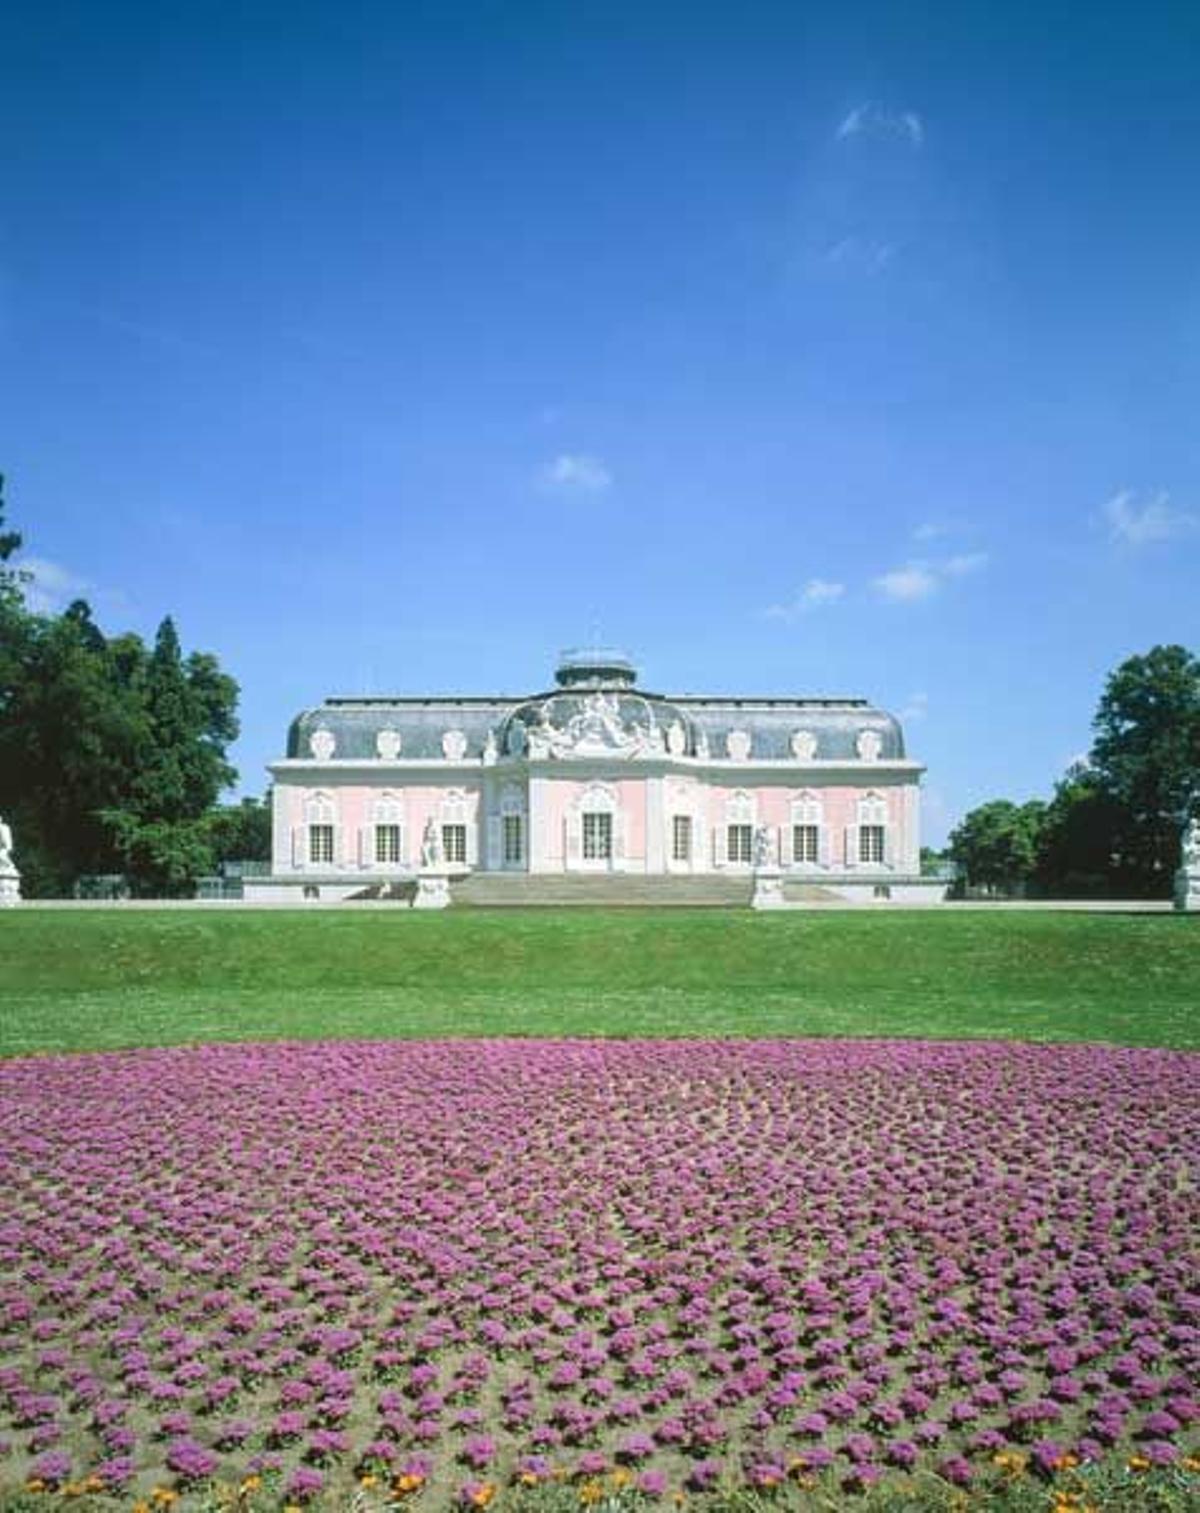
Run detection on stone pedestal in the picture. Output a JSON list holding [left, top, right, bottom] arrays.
[[412, 870, 451, 910], [751, 867, 786, 910], [0, 869, 20, 907], [1174, 865, 1200, 913]]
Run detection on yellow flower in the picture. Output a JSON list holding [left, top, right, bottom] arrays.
[[360, 1474, 379, 1489], [395, 1473, 425, 1495], [133, 1503, 151, 1513], [519, 1471, 541, 1486], [24, 1482, 45, 1495], [239, 1474, 262, 1494], [152, 1491, 179, 1507], [1128, 1454, 1151, 1473], [578, 1481, 605, 1507], [470, 1485, 496, 1509], [609, 1467, 633, 1488], [1183, 1456, 1200, 1473]]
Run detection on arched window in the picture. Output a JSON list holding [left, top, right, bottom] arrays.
[[367, 791, 406, 868], [488, 783, 527, 869], [790, 790, 824, 866], [300, 791, 337, 868], [849, 791, 889, 867], [439, 789, 474, 867], [723, 789, 756, 866], [566, 783, 623, 869]]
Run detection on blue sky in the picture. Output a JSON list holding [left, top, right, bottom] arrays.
[[2, 1, 1198, 845]]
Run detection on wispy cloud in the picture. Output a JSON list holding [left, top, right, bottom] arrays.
[[823, 236, 896, 275], [873, 552, 987, 603], [836, 103, 924, 148], [765, 578, 846, 621], [873, 564, 939, 602], [1103, 490, 1196, 547], [17, 556, 92, 614], [538, 454, 612, 494], [899, 691, 929, 722], [942, 552, 989, 577]]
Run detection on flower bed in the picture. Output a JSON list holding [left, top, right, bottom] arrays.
[[0, 1040, 1196, 1504]]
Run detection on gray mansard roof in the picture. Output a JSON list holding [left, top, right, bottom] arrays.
[[284, 649, 907, 763]]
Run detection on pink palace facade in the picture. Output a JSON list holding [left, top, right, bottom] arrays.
[[248, 649, 941, 903]]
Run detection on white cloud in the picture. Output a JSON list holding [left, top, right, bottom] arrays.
[[538, 453, 612, 494], [873, 551, 988, 603], [942, 552, 989, 577], [824, 236, 896, 275], [873, 563, 939, 602], [899, 691, 929, 722], [17, 556, 91, 614], [836, 103, 924, 147], [1103, 490, 1196, 547], [765, 578, 846, 622]]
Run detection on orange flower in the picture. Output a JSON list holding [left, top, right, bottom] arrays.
[[470, 1484, 496, 1509]]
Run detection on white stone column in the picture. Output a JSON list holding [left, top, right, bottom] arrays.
[[645, 774, 665, 876], [904, 783, 920, 874], [528, 770, 552, 874]]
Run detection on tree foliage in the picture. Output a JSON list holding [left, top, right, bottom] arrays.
[[1088, 644, 1200, 890], [0, 483, 244, 895], [947, 799, 1046, 894]]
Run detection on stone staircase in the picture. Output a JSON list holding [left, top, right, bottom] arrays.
[[451, 872, 754, 908]]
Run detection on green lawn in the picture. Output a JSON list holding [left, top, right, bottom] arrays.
[[1, 907, 1197, 1055]]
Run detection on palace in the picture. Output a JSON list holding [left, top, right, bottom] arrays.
[[247, 648, 942, 903]]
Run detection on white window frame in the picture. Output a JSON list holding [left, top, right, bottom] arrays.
[[566, 783, 623, 872], [502, 813, 523, 865], [852, 792, 890, 869], [582, 811, 613, 861], [300, 792, 337, 871], [789, 790, 824, 868], [375, 824, 402, 864], [671, 814, 693, 863], [442, 824, 467, 864], [719, 790, 756, 869]]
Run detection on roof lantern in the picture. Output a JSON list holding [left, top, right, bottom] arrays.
[[554, 647, 639, 688]]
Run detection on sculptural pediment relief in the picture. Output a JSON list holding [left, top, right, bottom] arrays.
[[376, 729, 402, 760], [522, 693, 664, 761]]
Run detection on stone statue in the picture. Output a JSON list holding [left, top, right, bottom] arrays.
[[753, 824, 775, 868], [0, 814, 21, 907], [482, 728, 498, 765], [420, 818, 442, 868]]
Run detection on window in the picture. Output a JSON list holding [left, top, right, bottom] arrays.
[[672, 814, 692, 862], [503, 813, 523, 864], [442, 824, 467, 864], [859, 825, 885, 864], [309, 824, 334, 865], [727, 824, 753, 864], [582, 812, 612, 860], [375, 824, 401, 864], [793, 823, 819, 863]]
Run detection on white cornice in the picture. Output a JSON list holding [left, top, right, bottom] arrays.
[[268, 757, 925, 780]]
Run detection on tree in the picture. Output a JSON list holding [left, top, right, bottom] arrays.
[[208, 795, 273, 865], [947, 799, 1046, 895], [0, 481, 243, 894], [1089, 645, 1200, 894], [1034, 765, 1130, 897]]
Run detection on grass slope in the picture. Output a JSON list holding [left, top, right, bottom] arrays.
[[1, 908, 1196, 1056]]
